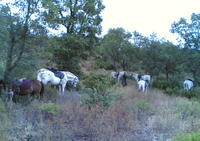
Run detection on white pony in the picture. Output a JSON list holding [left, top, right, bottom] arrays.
[[37, 68, 68, 95], [137, 79, 149, 93], [183, 79, 193, 91]]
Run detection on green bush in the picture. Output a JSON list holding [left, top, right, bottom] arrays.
[[39, 102, 62, 115], [153, 78, 180, 95], [179, 88, 200, 99], [130, 99, 155, 115], [81, 91, 121, 110], [169, 101, 200, 119], [165, 87, 180, 95], [82, 73, 120, 110], [93, 59, 114, 70], [0, 99, 7, 113], [83, 73, 115, 94], [173, 130, 200, 141]]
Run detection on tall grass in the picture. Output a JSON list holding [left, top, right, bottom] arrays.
[[173, 130, 200, 141], [0, 82, 200, 140]]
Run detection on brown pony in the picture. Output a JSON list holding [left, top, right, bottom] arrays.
[[10, 78, 44, 102]]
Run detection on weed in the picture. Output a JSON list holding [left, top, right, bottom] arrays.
[[173, 130, 200, 141], [81, 91, 121, 110], [39, 102, 63, 115]]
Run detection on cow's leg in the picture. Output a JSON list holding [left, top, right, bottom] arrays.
[[61, 83, 66, 95], [58, 85, 62, 95]]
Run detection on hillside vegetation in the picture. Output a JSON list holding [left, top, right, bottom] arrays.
[[1, 66, 200, 141], [1, 1, 200, 141]]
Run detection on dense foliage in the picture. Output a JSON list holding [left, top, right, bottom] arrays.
[[0, 1, 200, 84], [1, 1, 200, 140]]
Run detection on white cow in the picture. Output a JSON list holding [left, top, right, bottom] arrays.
[[137, 79, 149, 93], [183, 79, 194, 90]]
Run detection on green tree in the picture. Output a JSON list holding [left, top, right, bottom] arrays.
[[160, 42, 181, 79], [132, 31, 150, 48], [97, 28, 136, 70], [41, 0, 104, 36], [52, 35, 88, 74], [142, 38, 180, 79], [182, 49, 200, 81], [40, 0, 105, 72], [171, 13, 200, 80], [0, 1, 47, 83], [0, 6, 10, 77], [171, 13, 200, 49]]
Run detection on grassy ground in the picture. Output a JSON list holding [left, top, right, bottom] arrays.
[[0, 79, 200, 141]]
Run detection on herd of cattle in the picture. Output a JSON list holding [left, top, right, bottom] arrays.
[[0, 69, 196, 103], [111, 71, 196, 92]]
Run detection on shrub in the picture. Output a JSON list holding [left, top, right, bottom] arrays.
[[179, 88, 200, 99], [165, 87, 180, 95], [131, 99, 155, 115], [0, 99, 7, 113], [169, 101, 200, 119], [82, 73, 115, 94], [173, 130, 200, 141], [153, 78, 181, 95], [81, 91, 121, 110], [39, 102, 62, 115], [93, 59, 115, 70]]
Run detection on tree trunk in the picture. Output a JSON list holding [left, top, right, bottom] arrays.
[[3, 0, 31, 86], [3, 28, 15, 85], [122, 60, 126, 71]]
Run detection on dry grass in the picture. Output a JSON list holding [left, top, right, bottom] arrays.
[[107, 81, 200, 140], [1, 82, 200, 141]]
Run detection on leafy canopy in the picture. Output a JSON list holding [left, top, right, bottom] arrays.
[[171, 13, 200, 49]]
